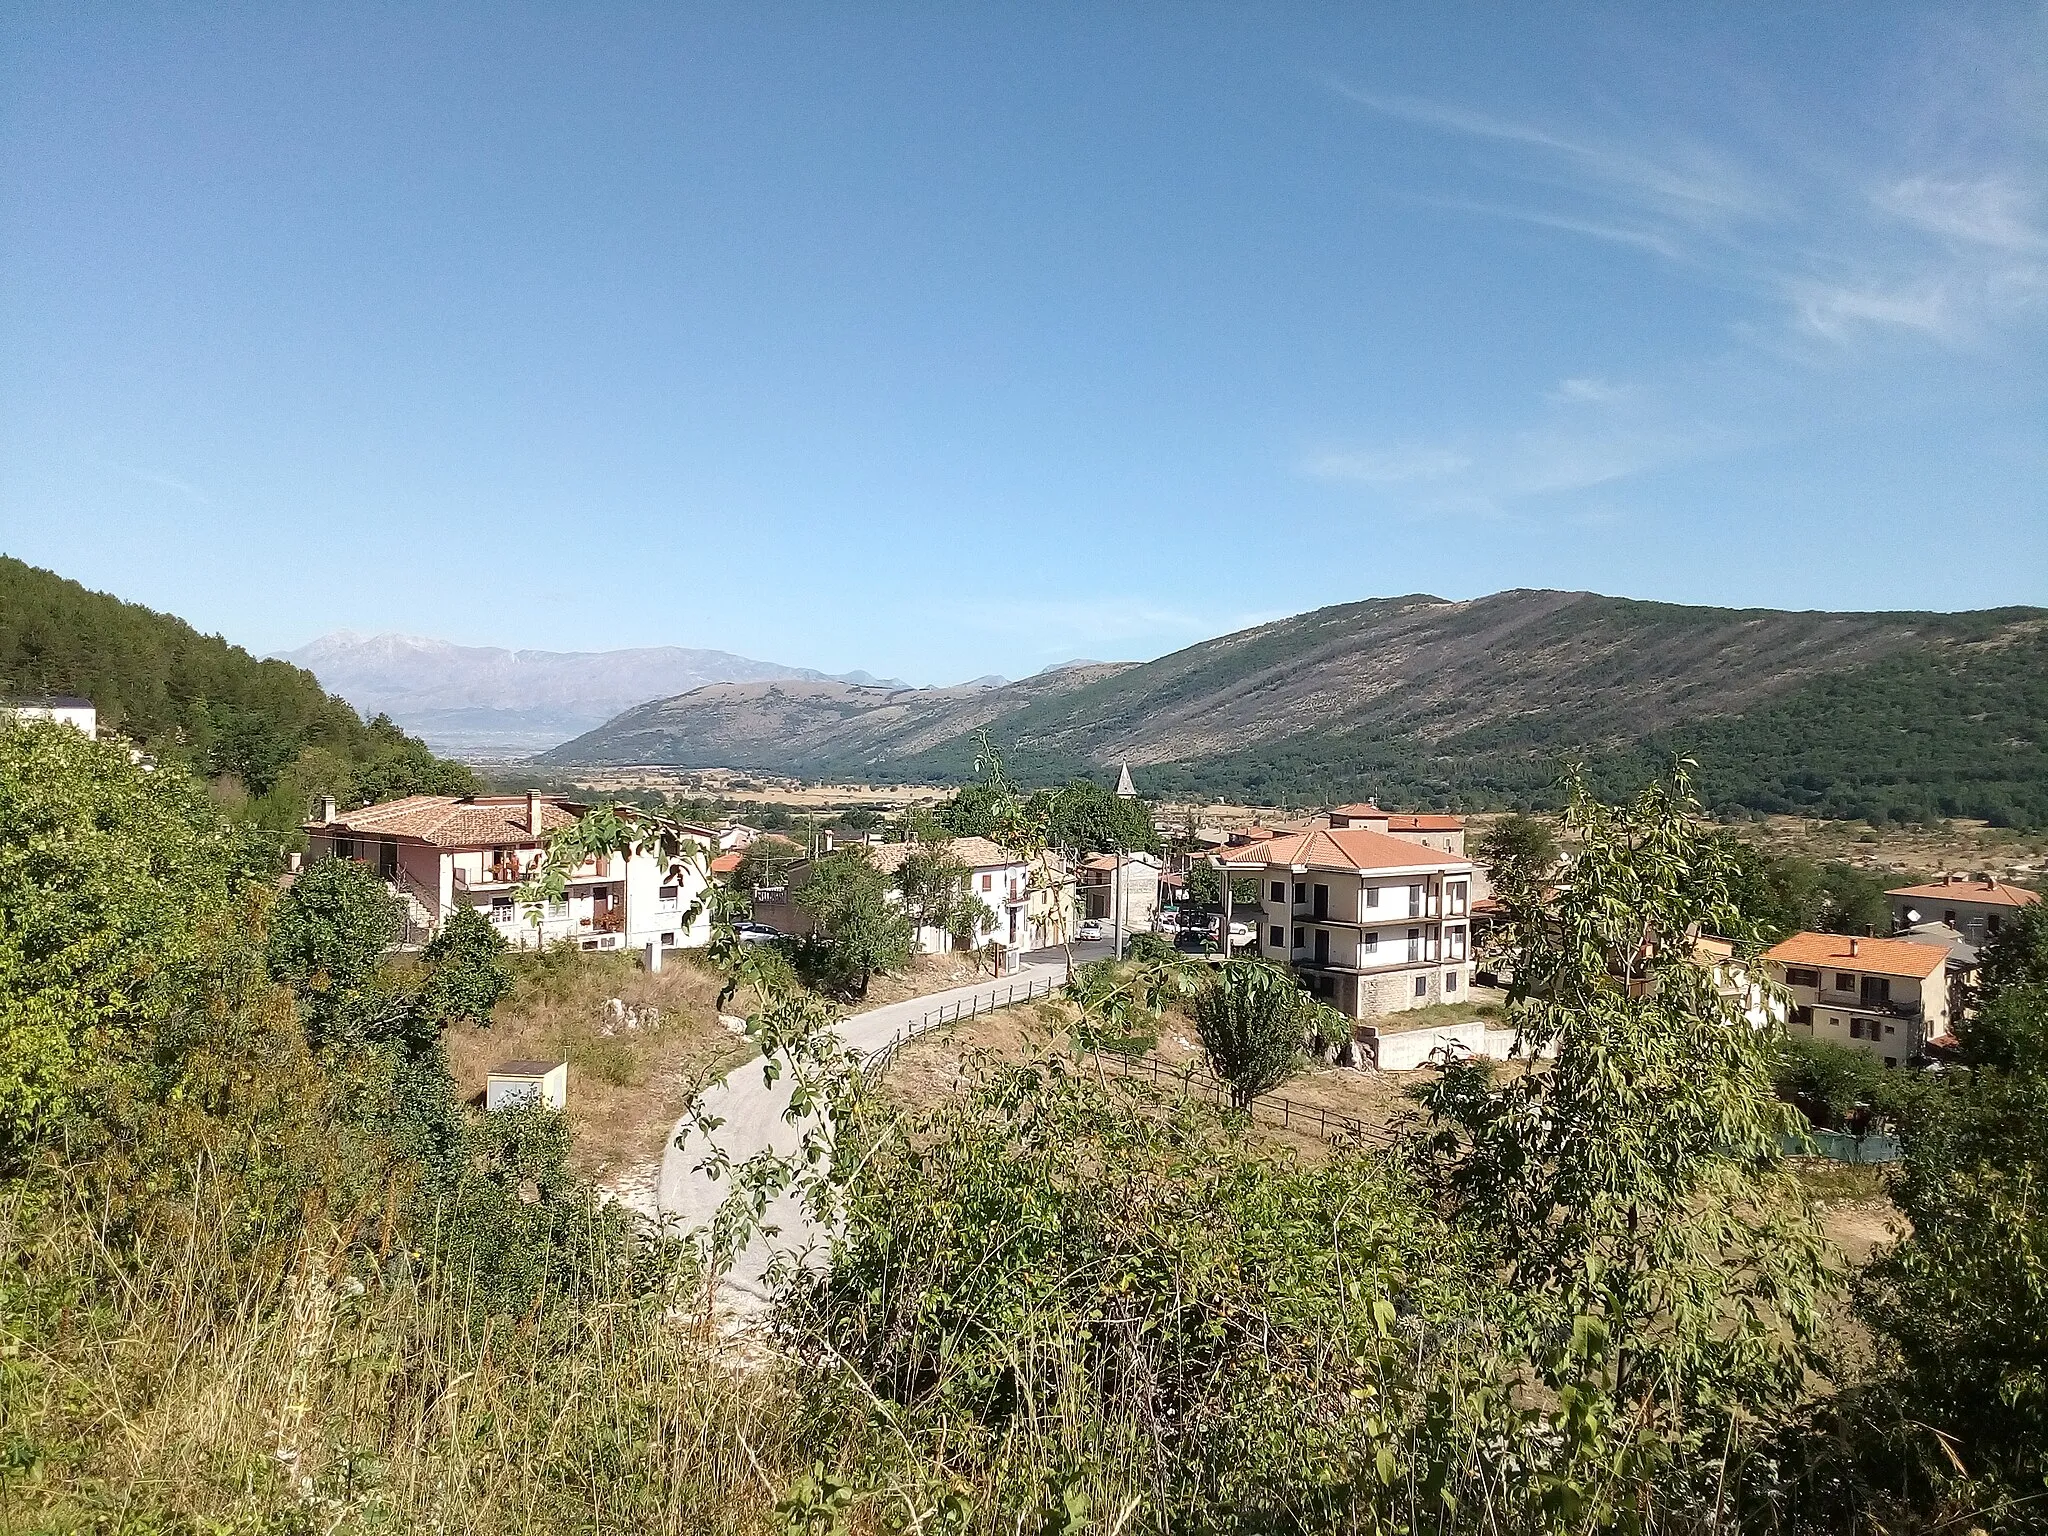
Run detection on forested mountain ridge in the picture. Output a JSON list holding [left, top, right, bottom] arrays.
[[546, 589, 2048, 826], [0, 556, 474, 830]]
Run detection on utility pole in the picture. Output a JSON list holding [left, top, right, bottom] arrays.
[[1113, 842, 1126, 961]]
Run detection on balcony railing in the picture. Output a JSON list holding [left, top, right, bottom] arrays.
[[453, 862, 527, 891]]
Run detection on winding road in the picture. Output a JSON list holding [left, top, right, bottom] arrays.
[[655, 944, 1106, 1312]]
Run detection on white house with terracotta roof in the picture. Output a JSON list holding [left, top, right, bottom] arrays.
[[1214, 825, 1475, 1019], [1886, 874, 2040, 948], [303, 791, 718, 955], [756, 836, 1074, 958], [1765, 932, 1951, 1065]]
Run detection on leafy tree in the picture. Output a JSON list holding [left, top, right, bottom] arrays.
[[893, 842, 991, 951], [416, 906, 512, 1028], [732, 833, 805, 892], [933, 779, 1006, 840], [795, 850, 915, 998], [1189, 960, 1322, 1110], [1723, 840, 1896, 941], [1420, 768, 1829, 1485], [1180, 862, 1260, 913], [1850, 902, 2048, 1516], [0, 719, 270, 1157], [1475, 812, 1559, 903], [1769, 1035, 1893, 1130], [266, 856, 403, 1025], [1042, 778, 1161, 856]]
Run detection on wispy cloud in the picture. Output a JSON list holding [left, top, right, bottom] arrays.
[[1301, 446, 1470, 485], [1301, 377, 1733, 520], [110, 464, 212, 504], [1548, 376, 1629, 406], [1332, 69, 2048, 351]]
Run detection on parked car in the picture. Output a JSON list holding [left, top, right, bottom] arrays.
[[1224, 920, 1255, 948], [1154, 909, 1181, 933], [734, 922, 782, 946], [1078, 918, 1104, 941]]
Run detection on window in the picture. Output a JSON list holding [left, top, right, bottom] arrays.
[[491, 896, 513, 917], [659, 883, 680, 906], [1364, 886, 1379, 909], [1270, 881, 1285, 904], [1834, 973, 1855, 992], [1362, 931, 1378, 954], [1292, 926, 1305, 948], [1791, 1005, 1813, 1024], [1445, 970, 1459, 993], [1414, 976, 1429, 998], [981, 873, 993, 892], [1885, 1057, 1897, 1068], [1268, 926, 1284, 947], [336, 838, 355, 861], [1785, 968, 1819, 989], [1849, 1018, 1864, 1039], [661, 931, 676, 946], [1293, 882, 1307, 905], [1883, 1024, 1895, 1036], [1988, 914, 2004, 936]]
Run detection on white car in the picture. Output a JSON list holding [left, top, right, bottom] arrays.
[[734, 922, 782, 946], [1078, 918, 1105, 941]]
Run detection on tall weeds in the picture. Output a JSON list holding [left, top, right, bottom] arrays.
[[0, 1172, 799, 1534]]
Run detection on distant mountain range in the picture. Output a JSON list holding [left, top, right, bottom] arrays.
[[540, 590, 2048, 828], [274, 632, 909, 756]]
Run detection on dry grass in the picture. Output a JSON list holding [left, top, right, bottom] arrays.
[[876, 1000, 1448, 1162], [444, 948, 755, 1209], [1, 1181, 798, 1535], [853, 950, 1016, 1009]]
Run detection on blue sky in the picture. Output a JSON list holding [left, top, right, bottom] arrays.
[[3, 4, 2044, 685]]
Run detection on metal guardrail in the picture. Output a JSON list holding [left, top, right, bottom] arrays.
[[866, 974, 1062, 1074], [865, 976, 1394, 1150]]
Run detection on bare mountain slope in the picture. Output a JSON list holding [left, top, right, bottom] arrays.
[[543, 589, 2048, 825]]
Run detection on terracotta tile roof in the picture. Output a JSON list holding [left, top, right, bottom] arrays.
[[1765, 932, 1947, 980], [1330, 803, 1384, 818], [1216, 826, 1470, 874], [710, 850, 743, 875], [308, 794, 586, 848], [1388, 815, 1465, 832], [1885, 877, 2041, 909], [825, 836, 1026, 876]]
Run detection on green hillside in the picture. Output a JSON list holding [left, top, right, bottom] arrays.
[[0, 556, 474, 833], [549, 590, 2048, 827]]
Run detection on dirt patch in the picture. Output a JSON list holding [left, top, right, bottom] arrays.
[[445, 948, 756, 1205], [853, 952, 1027, 1011]]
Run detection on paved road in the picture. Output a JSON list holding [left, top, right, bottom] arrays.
[[655, 945, 1101, 1313]]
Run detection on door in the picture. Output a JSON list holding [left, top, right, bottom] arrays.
[[1313, 930, 1330, 965], [1859, 975, 1890, 1008], [1312, 883, 1328, 919]]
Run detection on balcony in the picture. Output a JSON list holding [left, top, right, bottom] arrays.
[[454, 860, 528, 891], [586, 908, 625, 935]]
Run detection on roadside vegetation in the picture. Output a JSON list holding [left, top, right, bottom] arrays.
[[5, 719, 2046, 1533]]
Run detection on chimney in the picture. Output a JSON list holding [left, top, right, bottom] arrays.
[[1849, 937, 1860, 957], [527, 790, 545, 836], [317, 794, 336, 824]]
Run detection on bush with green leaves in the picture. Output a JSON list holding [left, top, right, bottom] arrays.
[[1418, 768, 1831, 1505], [792, 849, 915, 998], [1842, 900, 2048, 1521], [415, 905, 512, 1028], [0, 719, 271, 1159], [1190, 959, 1326, 1110]]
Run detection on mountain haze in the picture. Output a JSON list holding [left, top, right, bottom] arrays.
[[544, 590, 2048, 827], [276, 632, 908, 756]]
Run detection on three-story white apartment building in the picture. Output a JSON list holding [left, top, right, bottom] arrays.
[[304, 791, 717, 956], [1214, 826, 1475, 1018]]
